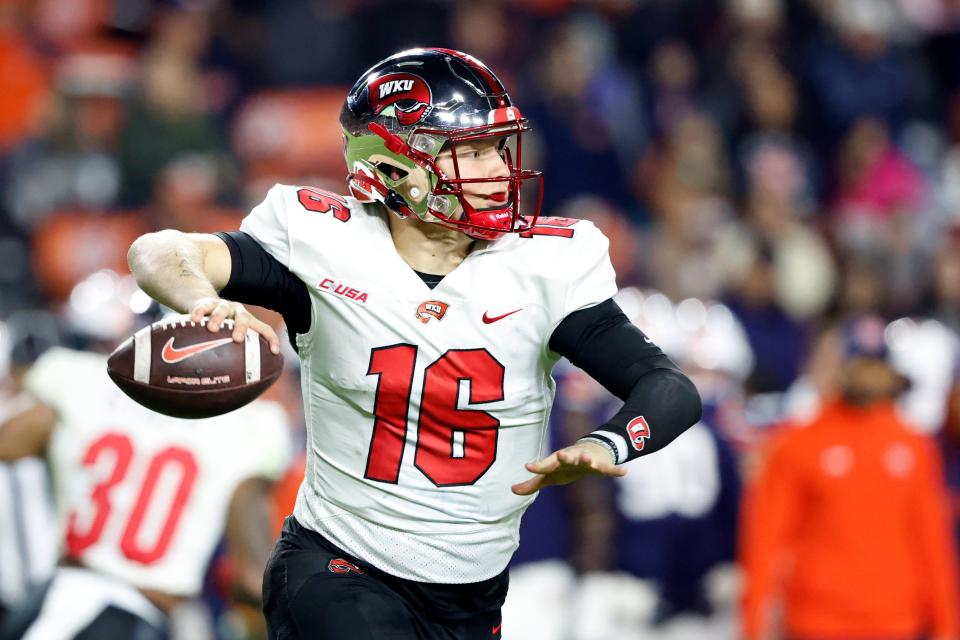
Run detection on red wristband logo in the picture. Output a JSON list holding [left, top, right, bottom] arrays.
[[627, 416, 651, 452]]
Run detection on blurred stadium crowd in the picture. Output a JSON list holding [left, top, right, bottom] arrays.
[[3, 0, 960, 638]]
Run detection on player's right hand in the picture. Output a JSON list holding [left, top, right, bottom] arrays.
[[190, 297, 281, 355]]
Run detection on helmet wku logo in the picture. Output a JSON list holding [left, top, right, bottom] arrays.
[[378, 79, 415, 98], [368, 72, 432, 126]]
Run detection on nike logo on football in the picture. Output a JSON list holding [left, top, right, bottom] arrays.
[[160, 337, 234, 364], [491, 623, 502, 635], [482, 309, 521, 324]]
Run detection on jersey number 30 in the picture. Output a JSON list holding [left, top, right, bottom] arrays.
[[66, 433, 197, 565], [365, 345, 504, 487]]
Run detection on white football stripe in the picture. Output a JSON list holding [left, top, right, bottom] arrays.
[[134, 326, 152, 383], [245, 329, 260, 383]]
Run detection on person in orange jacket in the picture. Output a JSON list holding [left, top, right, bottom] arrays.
[[740, 315, 960, 640]]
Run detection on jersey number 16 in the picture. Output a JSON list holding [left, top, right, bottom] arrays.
[[365, 345, 504, 487]]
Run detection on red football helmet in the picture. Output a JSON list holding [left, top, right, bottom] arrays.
[[340, 48, 543, 241]]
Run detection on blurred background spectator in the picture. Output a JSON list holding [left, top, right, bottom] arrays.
[[740, 315, 959, 640], [2, 1, 960, 639]]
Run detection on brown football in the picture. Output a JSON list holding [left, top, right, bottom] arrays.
[[107, 315, 283, 419]]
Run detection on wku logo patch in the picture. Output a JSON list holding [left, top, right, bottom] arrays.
[[627, 416, 651, 452], [368, 72, 432, 126], [160, 337, 234, 364], [328, 558, 365, 575], [415, 300, 449, 324]]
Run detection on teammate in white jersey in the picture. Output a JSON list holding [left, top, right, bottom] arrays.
[[0, 293, 291, 639], [0, 318, 58, 631], [128, 48, 702, 639]]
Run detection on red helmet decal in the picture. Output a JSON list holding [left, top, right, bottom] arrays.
[[368, 73, 432, 126], [487, 106, 522, 124]]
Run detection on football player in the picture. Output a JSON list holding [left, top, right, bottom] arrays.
[[0, 316, 59, 631], [128, 48, 702, 639], [0, 273, 292, 639]]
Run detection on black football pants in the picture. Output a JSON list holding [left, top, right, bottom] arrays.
[[263, 517, 506, 640]]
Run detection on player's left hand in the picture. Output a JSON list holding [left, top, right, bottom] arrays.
[[511, 441, 626, 496]]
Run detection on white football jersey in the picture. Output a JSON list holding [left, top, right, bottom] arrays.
[[25, 347, 292, 596], [239, 184, 617, 582]]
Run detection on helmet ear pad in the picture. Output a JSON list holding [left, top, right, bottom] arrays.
[[368, 153, 436, 213]]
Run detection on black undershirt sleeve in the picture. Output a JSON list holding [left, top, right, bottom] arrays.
[[214, 231, 312, 346], [549, 299, 702, 464], [549, 299, 671, 400]]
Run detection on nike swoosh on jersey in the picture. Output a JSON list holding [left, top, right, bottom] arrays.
[[491, 623, 502, 635], [482, 309, 521, 324], [161, 336, 235, 364]]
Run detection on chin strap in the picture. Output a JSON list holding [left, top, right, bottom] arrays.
[[383, 190, 416, 218]]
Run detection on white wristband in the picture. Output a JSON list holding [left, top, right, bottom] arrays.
[[577, 435, 621, 465]]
